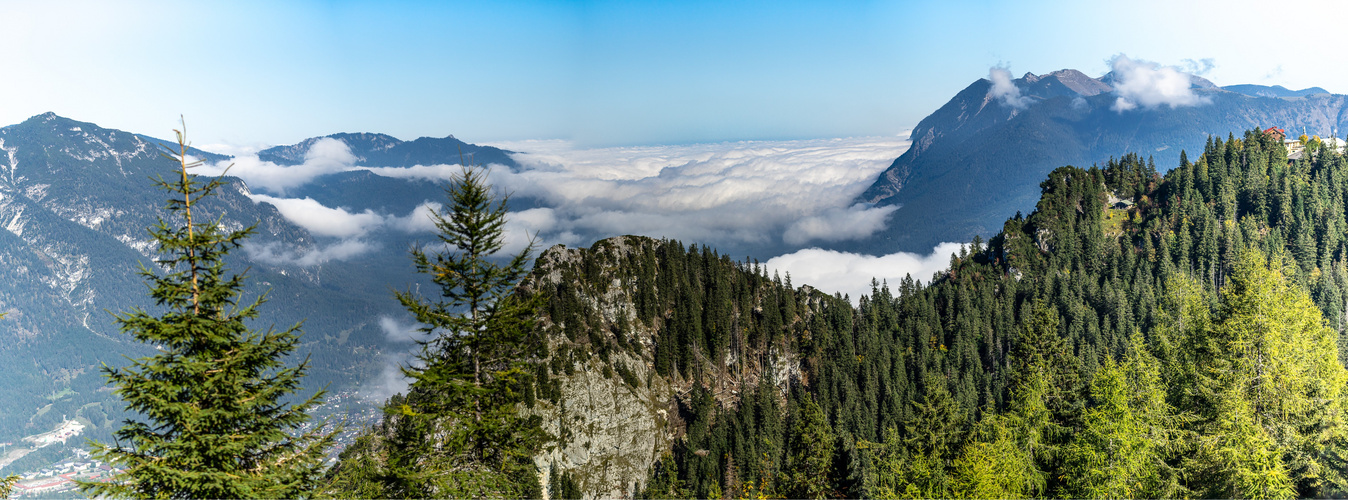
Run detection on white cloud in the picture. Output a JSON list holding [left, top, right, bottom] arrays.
[[247, 194, 384, 238], [197, 142, 270, 157], [387, 201, 443, 233], [466, 136, 911, 249], [988, 67, 1032, 110], [202, 137, 357, 194], [363, 353, 413, 403], [359, 164, 468, 181], [783, 203, 900, 246], [361, 316, 436, 403], [379, 315, 428, 344], [243, 239, 378, 267], [765, 242, 964, 305], [1109, 54, 1212, 112]]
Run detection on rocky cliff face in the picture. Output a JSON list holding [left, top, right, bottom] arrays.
[[323, 234, 824, 498], [522, 235, 815, 498]]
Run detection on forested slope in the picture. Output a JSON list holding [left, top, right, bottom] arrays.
[[327, 129, 1348, 499], [638, 129, 1348, 499], [635, 129, 1348, 499]]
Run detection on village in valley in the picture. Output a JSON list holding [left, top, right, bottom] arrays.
[[0, 418, 115, 497], [0, 390, 384, 498]]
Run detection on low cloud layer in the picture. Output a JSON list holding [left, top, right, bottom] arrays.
[[1109, 54, 1211, 112], [248, 194, 384, 238], [481, 136, 909, 251], [243, 238, 377, 267], [765, 242, 964, 305], [221, 136, 910, 272], [783, 203, 900, 246], [988, 67, 1032, 110], [203, 137, 356, 194]]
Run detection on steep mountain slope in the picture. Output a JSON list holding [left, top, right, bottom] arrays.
[[323, 234, 836, 498], [0, 114, 407, 445], [857, 69, 1348, 253]]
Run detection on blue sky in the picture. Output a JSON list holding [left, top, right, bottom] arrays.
[[1, 0, 1343, 148]]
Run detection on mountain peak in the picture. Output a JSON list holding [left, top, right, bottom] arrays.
[[255, 131, 520, 170], [1045, 69, 1112, 96], [22, 112, 72, 127]]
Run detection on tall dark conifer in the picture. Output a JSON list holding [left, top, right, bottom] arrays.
[[381, 165, 548, 498], [81, 122, 333, 499]]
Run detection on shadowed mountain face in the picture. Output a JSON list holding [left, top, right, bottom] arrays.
[[854, 69, 1348, 253]]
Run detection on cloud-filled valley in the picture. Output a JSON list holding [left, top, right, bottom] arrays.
[[201, 135, 976, 301]]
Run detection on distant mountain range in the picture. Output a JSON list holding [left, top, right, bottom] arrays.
[[257, 131, 519, 169], [0, 113, 522, 444], [854, 69, 1348, 253]]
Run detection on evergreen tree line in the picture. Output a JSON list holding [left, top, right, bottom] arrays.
[[632, 130, 1348, 498]]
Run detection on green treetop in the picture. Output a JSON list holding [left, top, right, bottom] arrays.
[[346, 164, 548, 498], [80, 121, 334, 499]]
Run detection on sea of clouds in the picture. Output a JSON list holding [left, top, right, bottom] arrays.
[[201, 134, 975, 306]]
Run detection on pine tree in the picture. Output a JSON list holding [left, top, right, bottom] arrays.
[[784, 392, 835, 499], [1189, 249, 1348, 496], [1063, 334, 1181, 499], [378, 164, 548, 498], [80, 121, 334, 499]]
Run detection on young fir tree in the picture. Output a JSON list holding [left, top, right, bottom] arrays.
[[379, 165, 548, 497], [79, 122, 334, 499]]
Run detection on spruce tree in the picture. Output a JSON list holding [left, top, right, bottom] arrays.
[[380, 164, 548, 497], [79, 122, 334, 498]]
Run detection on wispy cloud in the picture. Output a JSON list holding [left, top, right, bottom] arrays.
[[243, 239, 378, 267], [1181, 57, 1216, 76], [379, 315, 428, 344], [765, 242, 963, 305], [386, 201, 442, 233], [247, 194, 384, 238], [987, 67, 1032, 110], [202, 137, 357, 194], [1264, 65, 1284, 81], [1109, 54, 1211, 112], [360, 316, 429, 402], [783, 203, 900, 246]]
